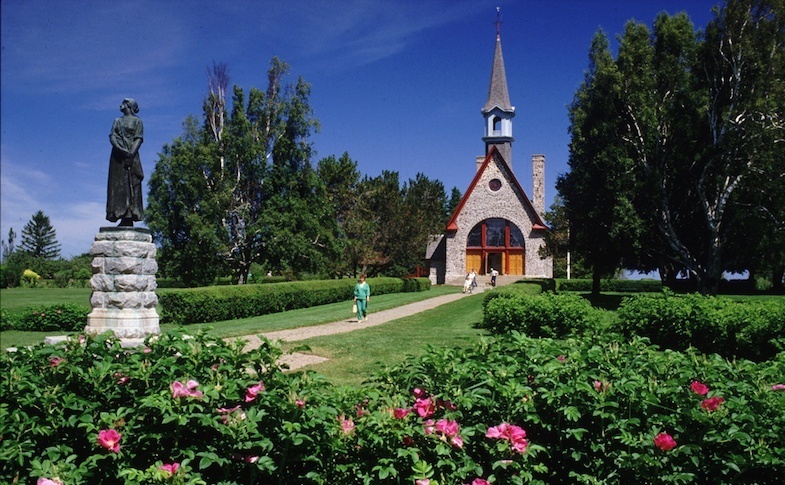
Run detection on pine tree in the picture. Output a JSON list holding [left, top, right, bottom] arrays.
[[19, 210, 61, 259]]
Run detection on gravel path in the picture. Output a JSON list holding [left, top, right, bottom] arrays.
[[225, 286, 486, 370]]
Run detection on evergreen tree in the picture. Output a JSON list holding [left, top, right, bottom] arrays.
[[19, 211, 61, 259]]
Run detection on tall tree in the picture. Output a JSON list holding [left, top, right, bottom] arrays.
[[147, 57, 322, 284], [557, 30, 644, 294], [1, 228, 16, 262], [19, 210, 61, 259], [317, 152, 362, 277]]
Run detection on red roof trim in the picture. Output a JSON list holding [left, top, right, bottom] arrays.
[[444, 146, 549, 232]]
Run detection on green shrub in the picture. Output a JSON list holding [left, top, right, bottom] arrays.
[[376, 333, 785, 483], [481, 292, 599, 338], [557, 278, 663, 293], [616, 293, 785, 361], [2, 330, 784, 484], [159, 277, 429, 325], [0, 308, 16, 331], [14, 303, 90, 332]]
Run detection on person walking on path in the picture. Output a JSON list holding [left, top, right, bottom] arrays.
[[490, 267, 499, 287], [353, 275, 371, 322]]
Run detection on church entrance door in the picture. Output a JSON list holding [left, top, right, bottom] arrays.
[[486, 253, 503, 275]]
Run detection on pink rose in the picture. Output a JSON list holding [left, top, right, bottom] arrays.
[[653, 432, 677, 451], [701, 396, 725, 411], [435, 418, 460, 437], [593, 380, 610, 392], [49, 357, 64, 367], [296, 399, 306, 408], [37, 479, 63, 485], [414, 397, 435, 418], [413, 387, 426, 398], [415, 480, 430, 485], [245, 381, 265, 402], [339, 415, 355, 434], [556, 355, 566, 362], [159, 462, 180, 476], [393, 407, 411, 419], [486, 422, 528, 454], [690, 380, 709, 395], [471, 480, 491, 485], [450, 434, 464, 449], [171, 380, 203, 399], [771, 384, 785, 391], [97, 429, 122, 453]]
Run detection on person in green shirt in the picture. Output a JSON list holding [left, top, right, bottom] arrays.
[[353, 275, 371, 322]]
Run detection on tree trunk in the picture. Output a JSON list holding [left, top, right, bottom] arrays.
[[591, 267, 602, 296]]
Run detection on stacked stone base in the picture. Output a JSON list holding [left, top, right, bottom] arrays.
[[85, 227, 160, 339]]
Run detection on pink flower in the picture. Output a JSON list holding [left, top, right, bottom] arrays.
[[556, 355, 566, 362], [701, 396, 725, 411], [143, 347, 152, 353], [429, 418, 463, 449], [339, 414, 355, 435], [771, 384, 785, 391], [414, 397, 435, 418], [450, 434, 464, 449], [295, 399, 306, 408], [469, 480, 491, 485], [245, 381, 265, 402], [49, 356, 64, 367], [415, 480, 430, 485], [393, 407, 411, 419], [435, 418, 460, 437], [413, 387, 426, 399], [690, 380, 709, 395], [97, 429, 122, 453], [171, 380, 203, 399], [654, 432, 677, 451], [216, 405, 246, 424], [593, 380, 610, 393], [486, 422, 528, 454], [114, 372, 129, 385], [37, 479, 63, 485], [159, 462, 180, 476]]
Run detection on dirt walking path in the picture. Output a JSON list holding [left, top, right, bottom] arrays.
[[225, 286, 486, 370]]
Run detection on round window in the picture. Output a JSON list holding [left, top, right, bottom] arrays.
[[489, 178, 502, 191]]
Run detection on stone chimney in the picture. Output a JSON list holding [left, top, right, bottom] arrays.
[[532, 154, 545, 215]]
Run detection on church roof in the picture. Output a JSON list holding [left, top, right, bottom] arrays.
[[482, 32, 513, 113], [445, 146, 548, 232]]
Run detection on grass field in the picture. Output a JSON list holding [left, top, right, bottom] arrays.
[[287, 292, 487, 386]]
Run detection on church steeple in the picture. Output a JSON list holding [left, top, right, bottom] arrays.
[[482, 8, 515, 169]]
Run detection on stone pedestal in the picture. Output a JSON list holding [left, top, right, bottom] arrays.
[[85, 227, 160, 338]]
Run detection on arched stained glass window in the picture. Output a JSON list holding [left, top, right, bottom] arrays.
[[486, 219, 506, 247], [467, 224, 482, 247], [466, 219, 525, 248]]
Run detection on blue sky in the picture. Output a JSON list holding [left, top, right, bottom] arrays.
[[1, 0, 719, 258]]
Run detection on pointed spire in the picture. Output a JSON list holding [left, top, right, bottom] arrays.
[[483, 8, 512, 113]]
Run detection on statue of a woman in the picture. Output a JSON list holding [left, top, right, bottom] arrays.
[[107, 98, 144, 226]]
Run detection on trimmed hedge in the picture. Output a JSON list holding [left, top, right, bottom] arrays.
[[615, 293, 785, 361], [158, 277, 430, 326], [556, 278, 663, 293], [11, 303, 90, 332], [480, 291, 600, 338]]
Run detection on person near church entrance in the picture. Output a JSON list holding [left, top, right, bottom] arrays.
[[463, 269, 478, 293], [353, 275, 371, 322], [490, 267, 499, 286]]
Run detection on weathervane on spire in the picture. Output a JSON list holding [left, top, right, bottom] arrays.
[[495, 6, 502, 37]]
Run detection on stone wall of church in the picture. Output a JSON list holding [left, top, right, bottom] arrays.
[[443, 155, 552, 284]]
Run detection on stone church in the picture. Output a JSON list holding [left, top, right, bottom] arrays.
[[426, 22, 553, 285]]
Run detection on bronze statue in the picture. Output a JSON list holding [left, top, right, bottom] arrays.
[[107, 98, 144, 226]]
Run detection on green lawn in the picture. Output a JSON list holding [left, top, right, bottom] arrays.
[[285, 292, 488, 387], [0, 287, 92, 313]]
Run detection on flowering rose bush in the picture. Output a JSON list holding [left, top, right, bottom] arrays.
[[1, 328, 784, 483]]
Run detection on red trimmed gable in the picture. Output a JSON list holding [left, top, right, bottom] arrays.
[[444, 146, 549, 232]]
